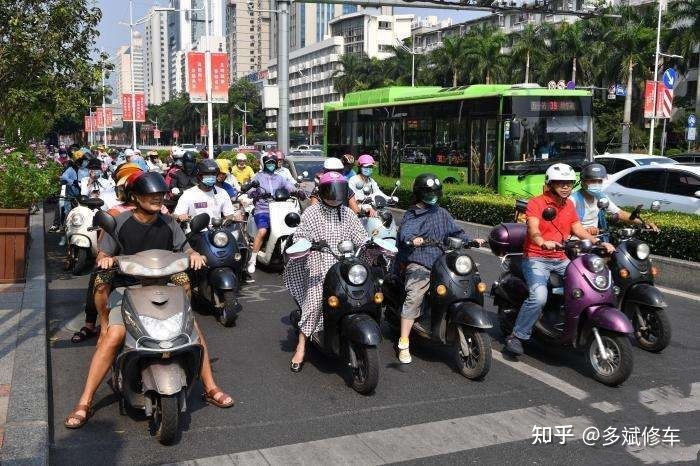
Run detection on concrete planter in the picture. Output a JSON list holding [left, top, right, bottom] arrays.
[[0, 208, 30, 283]]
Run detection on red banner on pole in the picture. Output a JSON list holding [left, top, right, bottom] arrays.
[[173, 130, 179, 141], [84, 115, 96, 132], [644, 81, 673, 119], [122, 93, 146, 122], [307, 118, 313, 135], [187, 52, 206, 103], [200, 125, 208, 137], [153, 129, 161, 139], [211, 53, 230, 103]]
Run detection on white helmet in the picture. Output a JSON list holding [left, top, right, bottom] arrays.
[[323, 157, 344, 171], [545, 163, 576, 183], [124, 148, 136, 157], [235, 153, 247, 162]]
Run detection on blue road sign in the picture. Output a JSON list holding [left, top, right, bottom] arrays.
[[615, 84, 626, 97], [688, 114, 696, 128], [663, 68, 677, 89]]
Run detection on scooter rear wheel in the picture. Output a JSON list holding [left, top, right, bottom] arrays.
[[153, 395, 179, 445], [72, 248, 89, 275], [349, 344, 379, 395], [586, 330, 633, 386], [453, 326, 492, 380]]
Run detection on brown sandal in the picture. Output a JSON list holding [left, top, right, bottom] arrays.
[[202, 387, 234, 408], [64, 404, 93, 429]]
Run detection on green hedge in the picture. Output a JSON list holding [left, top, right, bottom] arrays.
[[377, 179, 700, 262]]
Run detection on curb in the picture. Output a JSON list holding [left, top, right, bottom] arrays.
[[0, 207, 49, 465], [389, 207, 700, 295]]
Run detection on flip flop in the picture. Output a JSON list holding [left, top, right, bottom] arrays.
[[71, 326, 100, 343], [64, 404, 93, 429], [202, 387, 235, 408]]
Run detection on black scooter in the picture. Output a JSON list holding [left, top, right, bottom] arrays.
[[383, 238, 493, 380], [188, 214, 247, 327], [599, 198, 670, 352], [286, 216, 396, 394]]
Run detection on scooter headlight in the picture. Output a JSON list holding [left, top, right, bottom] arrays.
[[347, 264, 368, 285], [70, 213, 85, 227], [593, 274, 609, 290], [634, 243, 650, 261], [212, 231, 229, 248], [139, 313, 184, 341], [584, 256, 605, 273], [453, 255, 473, 275]]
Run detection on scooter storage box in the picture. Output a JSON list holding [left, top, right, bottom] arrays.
[[489, 223, 526, 256]]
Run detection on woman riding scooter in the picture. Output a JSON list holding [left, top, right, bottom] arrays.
[[284, 172, 369, 372], [348, 154, 390, 218]]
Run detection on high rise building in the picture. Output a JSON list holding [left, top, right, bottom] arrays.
[[144, 8, 171, 105], [114, 31, 145, 105], [225, 0, 272, 79]]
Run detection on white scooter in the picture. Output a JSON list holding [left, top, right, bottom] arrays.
[[64, 195, 104, 275], [244, 177, 305, 270], [356, 179, 400, 247]]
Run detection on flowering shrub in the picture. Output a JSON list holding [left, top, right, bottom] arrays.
[[0, 145, 62, 209]]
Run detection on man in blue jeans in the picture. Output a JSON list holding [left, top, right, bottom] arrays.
[[505, 163, 615, 356]]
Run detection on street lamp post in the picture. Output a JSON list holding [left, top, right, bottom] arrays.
[[203, 0, 214, 159], [235, 103, 250, 146], [129, 0, 137, 150], [394, 37, 418, 87], [297, 69, 313, 144]]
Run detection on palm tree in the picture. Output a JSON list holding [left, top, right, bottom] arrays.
[[546, 22, 587, 84], [665, 0, 700, 116], [605, 6, 656, 152], [332, 53, 369, 97], [463, 24, 508, 84], [509, 23, 548, 84], [432, 35, 466, 87]]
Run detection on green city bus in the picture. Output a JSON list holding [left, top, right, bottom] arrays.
[[323, 84, 593, 197]]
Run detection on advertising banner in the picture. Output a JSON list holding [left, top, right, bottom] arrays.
[[154, 129, 161, 139], [211, 53, 230, 103], [200, 124, 208, 137], [94, 108, 113, 128], [173, 130, 179, 140], [644, 81, 673, 119], [122, 93, 146, 122], [187, 52, 206, 103], [84, 115, 96, 132]]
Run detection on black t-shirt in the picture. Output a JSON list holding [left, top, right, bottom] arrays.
[[118, 216, 174, 254], [171, 170, 197, 190]]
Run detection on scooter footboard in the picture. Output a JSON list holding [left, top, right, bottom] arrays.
[[579, 305, 634, 345], [141, 360, 187, 396], [341, 314, 381, 346], [449, 301, 493, 329]]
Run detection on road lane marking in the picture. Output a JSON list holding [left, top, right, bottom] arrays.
[[656, 286, 700, 302], [167, 405, 593, 466], [589, 401, 622, 413], [492, 349, 590, 401], [627, 442, 700, 464], [638, 383, 700, 415]]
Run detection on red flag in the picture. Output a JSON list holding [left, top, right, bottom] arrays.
[[187, 52, 206, 103], [211, 53, 230, 103]]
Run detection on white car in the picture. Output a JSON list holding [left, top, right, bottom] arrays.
[[603, 165, 700, 215], [594, 153, 678, 174]]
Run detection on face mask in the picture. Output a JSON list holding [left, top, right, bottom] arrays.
[[423, 194, 439, 205], [585, 184, 604, 198], [201, 175, 216, 187], [264, 162, 276, 173], [361, 167, 373, 177]]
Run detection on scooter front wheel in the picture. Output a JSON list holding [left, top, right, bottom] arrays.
[[349, 344, 379, 395], [586, 330, 633, 386], [218, 291, 239, 327], [453, 326, 492, 380], [152, 394, 179, 445], [633, 307, 671, 353]]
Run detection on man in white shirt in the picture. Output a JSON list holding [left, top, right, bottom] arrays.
[[273, 151, 297, 184], [174, 159, 240, 228], [80, 158, 115, 206]]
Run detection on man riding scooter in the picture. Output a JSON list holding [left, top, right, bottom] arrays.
[[64, 172, 234, 430], [169, 151, 199, 195], [245, 154, 306, 275], [504, 163, 615, 356]]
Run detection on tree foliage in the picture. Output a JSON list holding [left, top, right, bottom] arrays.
[[0, 0, 102, 146]]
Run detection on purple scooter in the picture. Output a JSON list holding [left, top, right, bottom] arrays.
[[489, 207, 634, 386]]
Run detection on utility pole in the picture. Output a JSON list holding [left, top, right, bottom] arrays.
[[204, 0, 214, 158], [129, 0, 137, 150], [101, 64, 108, 145], [277, 0, 290, 154], [648, 0, 663, 155]]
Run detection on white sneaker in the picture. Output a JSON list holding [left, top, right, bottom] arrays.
[[397, 339, 412, 364], [246, 255, 257, 274]]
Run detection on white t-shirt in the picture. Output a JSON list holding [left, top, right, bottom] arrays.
[[348, 174, 388, 202], [174, 185, 236, 223], [571, 194, 620, 229], [275, 167, 295, 184]]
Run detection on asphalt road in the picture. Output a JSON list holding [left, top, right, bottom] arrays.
[[45, 211, 700, 465]]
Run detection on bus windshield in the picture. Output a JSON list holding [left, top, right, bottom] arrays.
[[503, 96, 592, 175]]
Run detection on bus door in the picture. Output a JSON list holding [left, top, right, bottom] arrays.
[[468, 118, 498, 190]]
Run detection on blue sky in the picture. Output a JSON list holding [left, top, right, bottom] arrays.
[[95, 0, 485, 55]]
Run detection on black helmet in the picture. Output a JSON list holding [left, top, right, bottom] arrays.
[[412, 173, 443, 205], [262, 154, 276, 166], [182, 151, 197, 164], [197, 159, 219, 176], [131, 172, 168, 195], [87, 158, 103, 170], [580, 163, 607, 181]]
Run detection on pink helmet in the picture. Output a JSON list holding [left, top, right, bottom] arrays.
[[357, 154, 375, 167], [318, 171, 348, 207]]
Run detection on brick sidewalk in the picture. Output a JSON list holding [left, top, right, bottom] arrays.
[[0, 288, 24, 450]]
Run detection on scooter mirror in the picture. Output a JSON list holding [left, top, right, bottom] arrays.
[[650, 200, 662, 211], [355, 181, 365, 190], [94, 210, 116, 234], [597, 197, 610, 211], [363, 186, 372, 196], [284, 211, 301, 228], [394, 180, 401, 187], [189, 213, 211, 234], [337, 240, 354, 254], [542, 206, 557, 221]]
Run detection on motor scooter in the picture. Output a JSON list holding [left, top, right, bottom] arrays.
[[189, 215, 248, 327], [383, 238, 493, 380], [598, 198, 670, 352], [64, 195, 104, 274], [244, 180, 304, 270], [489, 207, 634, 386], [93, 211, 203, 445], [286, 215, 397, 394]]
